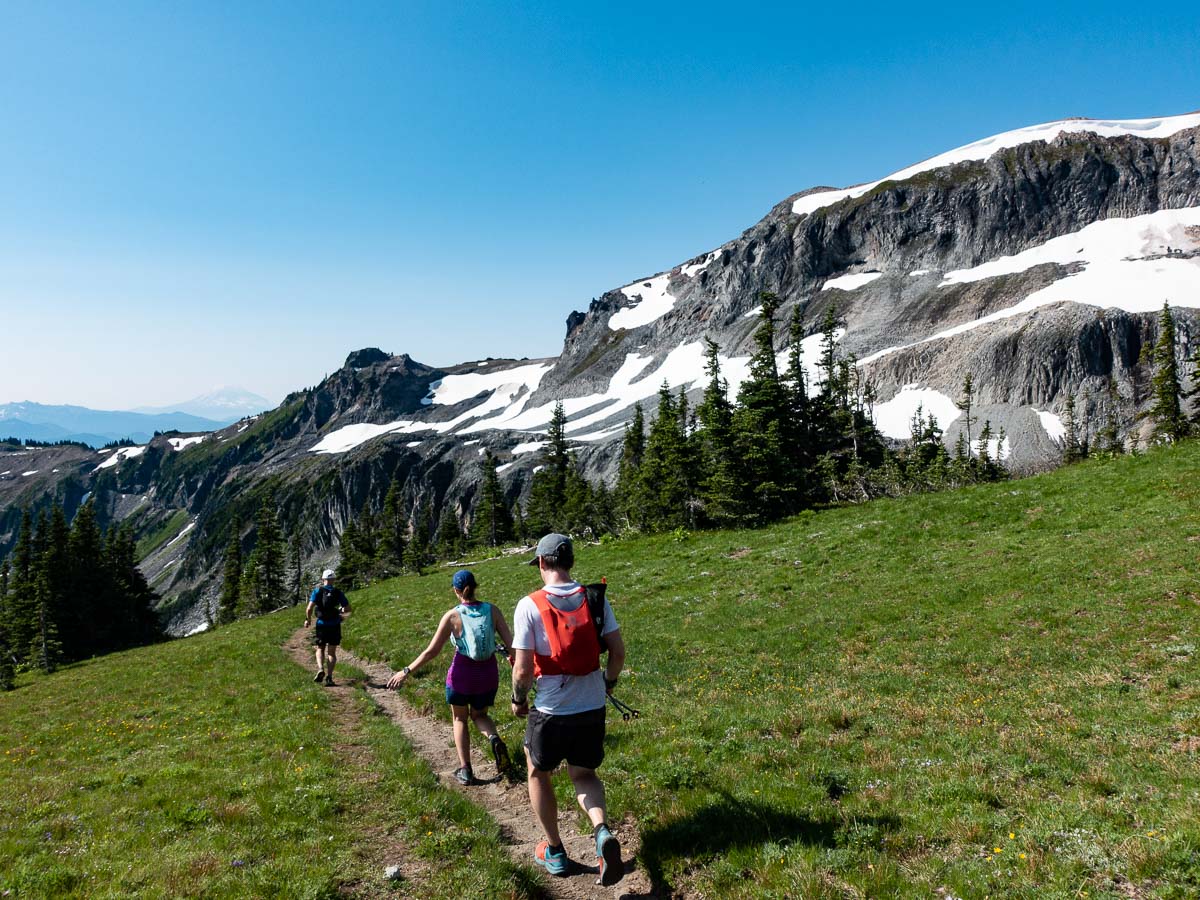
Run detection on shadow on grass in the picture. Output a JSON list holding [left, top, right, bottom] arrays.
[[638, 791, 899, 888]]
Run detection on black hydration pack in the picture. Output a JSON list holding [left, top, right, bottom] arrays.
[[583, 580, 609, 653]]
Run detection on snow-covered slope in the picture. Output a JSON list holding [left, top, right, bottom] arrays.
[[792, 112, 1200, 216]]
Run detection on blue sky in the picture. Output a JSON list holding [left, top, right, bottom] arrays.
[[2, 1, 1197, 409]]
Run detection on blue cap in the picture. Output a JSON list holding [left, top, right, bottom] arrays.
[[452, 569, 477, 591]]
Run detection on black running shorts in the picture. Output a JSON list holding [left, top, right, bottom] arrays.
[[524, 707, 606, 772], [313, 623, 342, 647]]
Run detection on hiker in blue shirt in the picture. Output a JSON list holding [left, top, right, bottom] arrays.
[[305, 569, 351, 686]]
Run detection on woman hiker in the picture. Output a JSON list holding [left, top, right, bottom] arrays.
[[386, 569, 517, 784]]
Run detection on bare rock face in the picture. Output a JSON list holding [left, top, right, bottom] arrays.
[[5, 116, 1200, 631]]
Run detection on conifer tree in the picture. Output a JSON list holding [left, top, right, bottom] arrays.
[[562, 462, 597, 536], [336, 518, 365, 588], [958, 373, 977, 452], [435, 508, 464, 560], [526, 402, 572, 534], [6, 509, 35, 660], [783, 306, 815, 502], [380, 478, 406, 568], [695, 339, 742, 526], [66, 501, 103, 648], [242, 501, 286, 614], [288, 534, 309, 606], [403, 506, 434, 573], [1060, 394, 1084, 464], [734, 293, 792, 520], [473, 451, 513, 548], [615, 403, 647, 530], [0, 559, 13, 690], [1150, 301, 1189, 442], [1097, 378, 1124, 456], [638, 382, 693, 530], [105, 523, 162, 648], [217, 517, 243, 625]]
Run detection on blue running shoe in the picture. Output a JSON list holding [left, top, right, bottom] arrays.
[[595, 824, 622, 886], [534, 840, 568, 876]]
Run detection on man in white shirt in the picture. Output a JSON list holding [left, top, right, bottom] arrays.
[[510, 533, 626, 886]]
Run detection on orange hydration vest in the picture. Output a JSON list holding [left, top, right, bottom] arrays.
[[531, 587, 601, 678]]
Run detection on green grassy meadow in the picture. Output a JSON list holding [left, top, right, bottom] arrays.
[[0, 609, 538, 898], [3, 443, 1200, 897]]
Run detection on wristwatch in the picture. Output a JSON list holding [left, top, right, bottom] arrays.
[[401, 666, 411, 676], [511, 694, 527, 706]]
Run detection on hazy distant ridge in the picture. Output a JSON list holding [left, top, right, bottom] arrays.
[[0, 402, 224, 447]]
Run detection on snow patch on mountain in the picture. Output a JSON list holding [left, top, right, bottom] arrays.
[[871, 386, 962, 439], [1034, 409, 1066, 442], [823, 272, 883, 291], [680, 251, 719, 279], [511, 441, 546, 455], [166, 521, 196, 547], [168, 436, 206, 451], [94, 446, 145, 471], [610, 274, 676, 330], [793, 112, 1200, 218]]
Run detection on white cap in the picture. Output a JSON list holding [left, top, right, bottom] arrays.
[[322, 569, 335, 580]]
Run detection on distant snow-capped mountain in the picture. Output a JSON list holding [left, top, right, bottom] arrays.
[[0, 402, 223, 446], [133, 387, 271, 425]]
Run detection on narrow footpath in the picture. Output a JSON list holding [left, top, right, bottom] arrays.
[[286, 629, 658, 900]]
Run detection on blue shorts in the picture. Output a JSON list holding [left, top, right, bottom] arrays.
[[445, 686, 497, 710]]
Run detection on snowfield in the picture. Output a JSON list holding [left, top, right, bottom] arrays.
[[168, 436, 206, 451], [861, 207, 1200, 365], [792, 112, 1200, 218], [422, 362, 551, 407], [94, 446, 146, 471]]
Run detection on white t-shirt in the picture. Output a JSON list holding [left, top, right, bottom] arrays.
[[512, 580, 619, 715]]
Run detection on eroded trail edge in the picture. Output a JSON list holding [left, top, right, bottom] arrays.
[[287, 628, 657, 900]]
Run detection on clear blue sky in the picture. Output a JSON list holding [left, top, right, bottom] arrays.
[[2, 1, 1197, 409]]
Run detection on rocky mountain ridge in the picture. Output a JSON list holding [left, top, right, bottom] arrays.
[[4, 111, 1200, 633]]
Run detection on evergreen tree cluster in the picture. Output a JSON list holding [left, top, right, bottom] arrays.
[[217, 500, 299, 624], [0, 501, 163, 682], [611, 295, 1007, 533], [1059, 301, 1200, 465]]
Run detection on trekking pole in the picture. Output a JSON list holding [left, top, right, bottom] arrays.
[[607, 693, 640, 720]]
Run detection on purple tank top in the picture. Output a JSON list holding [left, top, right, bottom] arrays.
[[445, 602, 499, 694]]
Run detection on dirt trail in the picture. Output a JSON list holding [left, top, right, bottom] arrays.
[[287, 629, 659, 900]]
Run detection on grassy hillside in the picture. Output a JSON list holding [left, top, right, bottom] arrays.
[[0, 610, 538, 898], [4, 443, 1199, 897]]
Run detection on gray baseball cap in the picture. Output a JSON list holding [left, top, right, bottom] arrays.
[[527, 533, 573, 566]]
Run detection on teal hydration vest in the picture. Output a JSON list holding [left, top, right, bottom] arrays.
[[453, 603, 496, 661]]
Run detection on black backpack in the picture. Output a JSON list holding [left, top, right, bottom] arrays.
[[313, 585, 345, 622], [583, 580, 609, 653]]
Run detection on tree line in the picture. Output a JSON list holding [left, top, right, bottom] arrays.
[[0, 501, 163, 689]]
